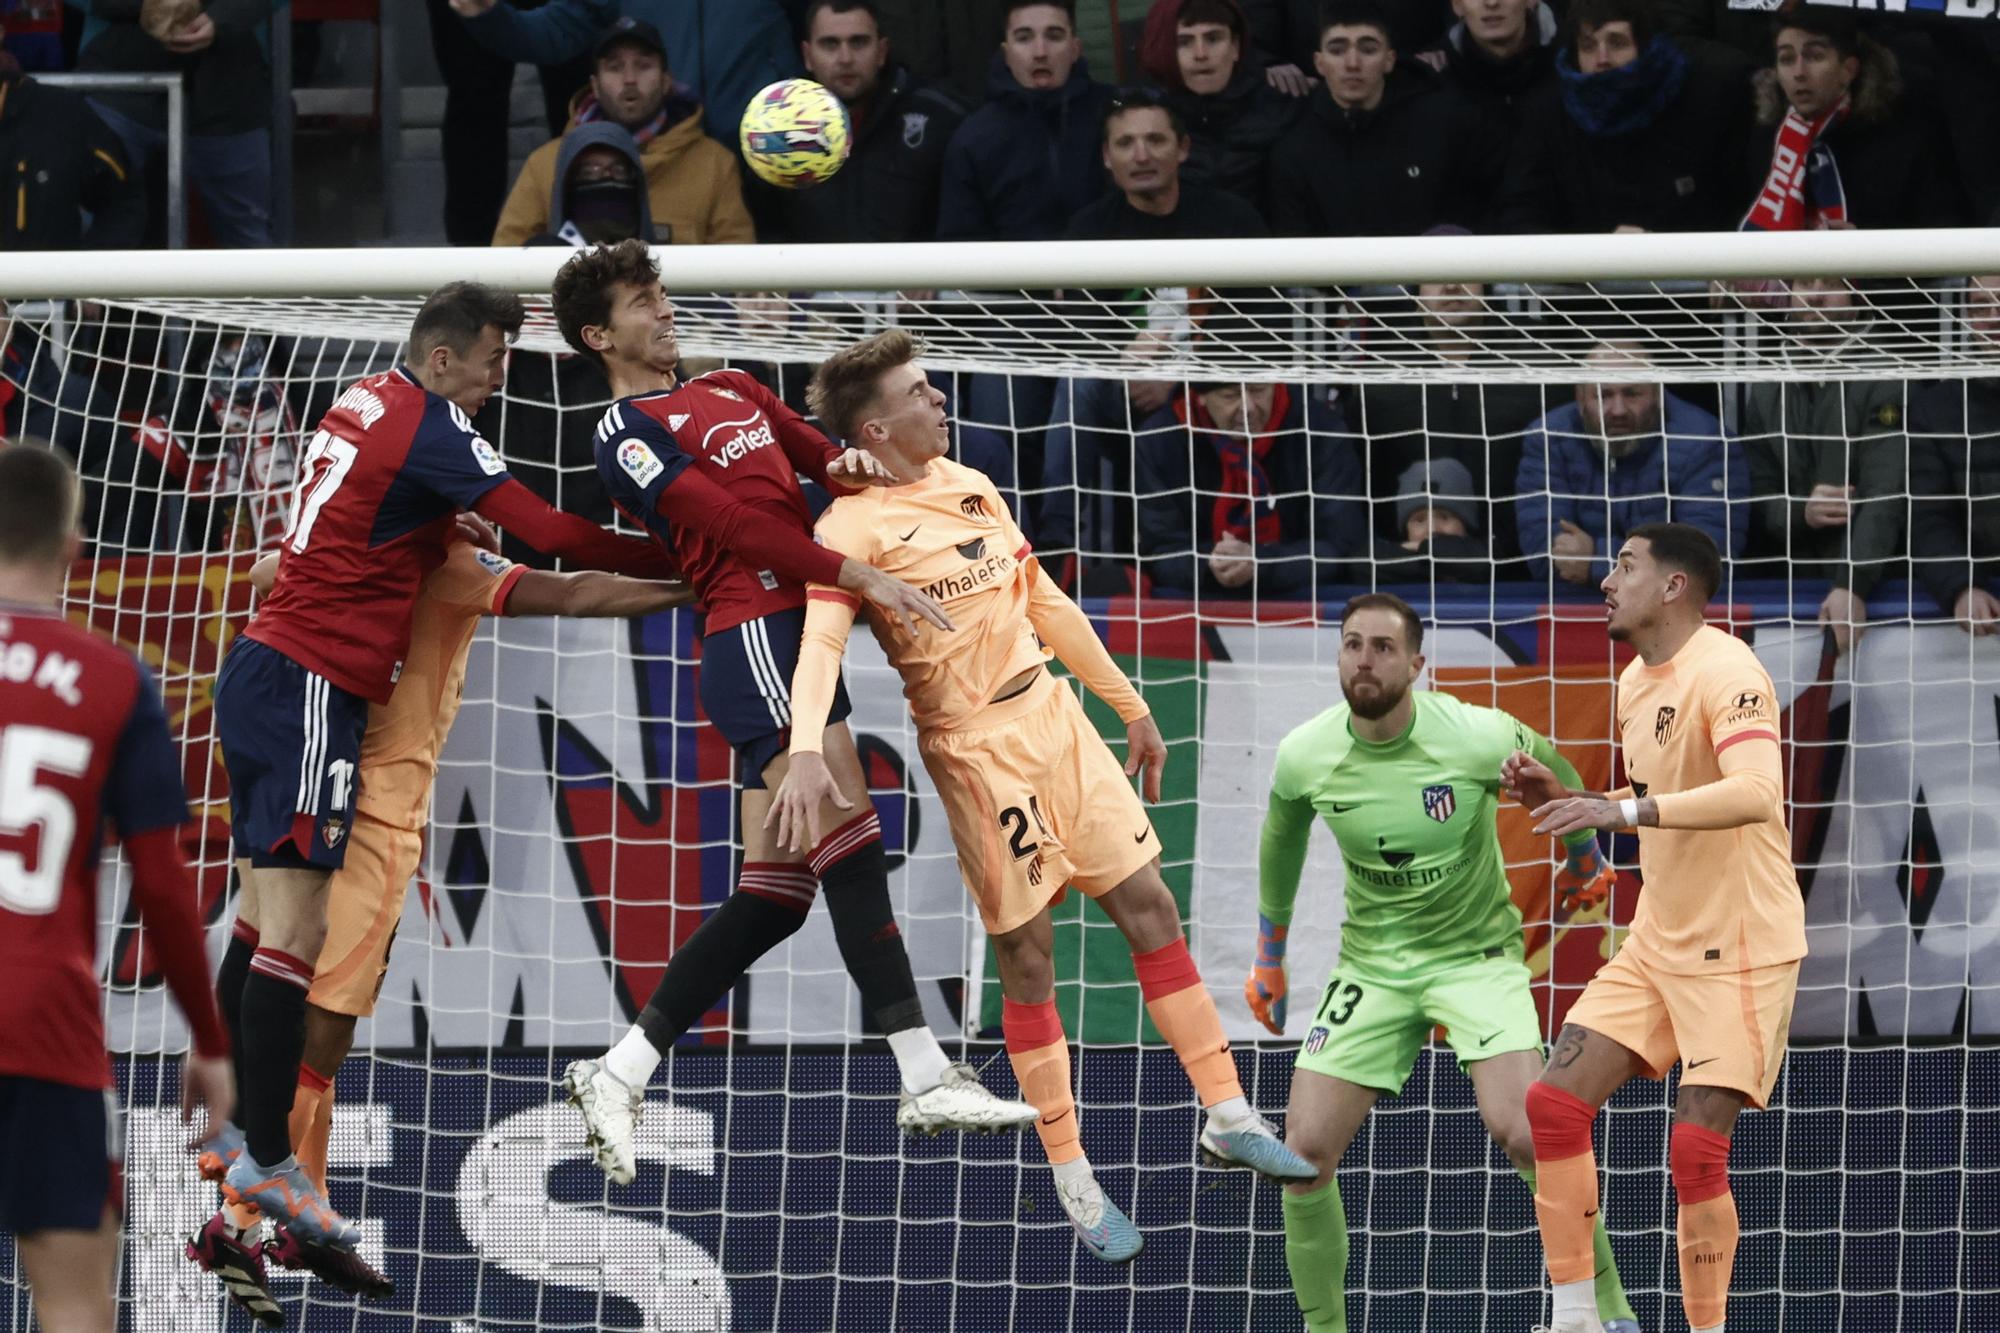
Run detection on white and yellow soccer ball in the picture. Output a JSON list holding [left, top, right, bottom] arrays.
[[738, 78, 852, 189]]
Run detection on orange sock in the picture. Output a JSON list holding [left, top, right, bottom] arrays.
[[1132, 939, 1241, 1107], [1002, 998, 1081, 1165], [289, 1064, 334, 1194], [1526, 1081, 1600, 1284], [1672, 1123, 1737, 1330]]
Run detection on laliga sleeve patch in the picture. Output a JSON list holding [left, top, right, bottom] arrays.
[[618, 437, 666, 487], [468, 434, 507, 476], [475, 549, 513, 577]]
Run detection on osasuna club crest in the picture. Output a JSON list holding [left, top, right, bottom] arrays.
[[1656, 705, 1678, 744], [1422, 784, 1455, 823], [903, 111, 928, 147]]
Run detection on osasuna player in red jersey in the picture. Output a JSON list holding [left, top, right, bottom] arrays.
[[198, 284, 670, 1271], [548, 240, 1037, 1185], [0, 443, 234, 1333]]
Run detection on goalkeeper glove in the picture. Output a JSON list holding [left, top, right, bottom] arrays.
[[1244, 915, 1289, 1035], [1554, 839, 1614, 913]]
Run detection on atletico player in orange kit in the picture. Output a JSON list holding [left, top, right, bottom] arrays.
[[1503, 522, 1806, 1333], [768, 330, 1316, 1265]]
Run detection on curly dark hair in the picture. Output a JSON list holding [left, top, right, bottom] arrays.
[[550, 239, 661, 368]]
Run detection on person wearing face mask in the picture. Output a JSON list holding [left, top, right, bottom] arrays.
[[493, 18, 754, 246], [532, 125, 658, 245], [1497, 0, 1756, 234]]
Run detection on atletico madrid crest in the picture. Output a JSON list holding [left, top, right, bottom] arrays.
[[1422, 784, 1456, 823], [1304, 1026, 1329, 1054]]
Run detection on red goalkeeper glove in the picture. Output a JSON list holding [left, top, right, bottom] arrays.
[[1244, 916, 1289, 1035], [1554, 840, 1614, 913]]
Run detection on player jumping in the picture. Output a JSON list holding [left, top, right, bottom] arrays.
[[1253, 592, 1639, 1333], [548, 240, 1038, 1186], [768, 330, 1316, 1265], [1510, 523, 1804, 1333], [0, 443, 235, 1333], [185, 521, 692, 1317], [198, 283, 673, 1274]]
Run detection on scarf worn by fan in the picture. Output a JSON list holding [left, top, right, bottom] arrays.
[[1740, 94, 1850, 231], [1556, 35, 1690, 138]]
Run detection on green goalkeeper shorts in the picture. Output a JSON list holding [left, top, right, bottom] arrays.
[[1292, 946, 1545, 1096]]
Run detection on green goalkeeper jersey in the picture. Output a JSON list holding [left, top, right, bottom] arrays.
[[1261, 690, 1592, 980]]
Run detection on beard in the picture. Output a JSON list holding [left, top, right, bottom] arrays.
[[1342, 673, 1409, 720]]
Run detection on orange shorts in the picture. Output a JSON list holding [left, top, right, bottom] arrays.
[[918, 671, 1158, 936], [307, 812, 421, 1018], [1566, 942, 1799, 1108]]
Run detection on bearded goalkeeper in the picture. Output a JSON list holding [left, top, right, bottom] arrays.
[[1253, 593, 1638, 1333]]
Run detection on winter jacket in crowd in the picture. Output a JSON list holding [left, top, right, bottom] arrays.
[[74, 0, 282, 135], [493, 86, 754, 246], [1741, 377, 1908, 596], [1516, 393, 1747, 582], [1907, 376, 2000, 614], [1166, 59, 1305, 220], [936, 56, 1114, 241], [1498, 36, 1757, 234], [0, 68, 143, 250]]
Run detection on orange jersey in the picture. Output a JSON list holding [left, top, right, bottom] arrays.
[[353, 542, 523, 830], [789, 458, 1145, 749], [1615, 625, 1805, 975]]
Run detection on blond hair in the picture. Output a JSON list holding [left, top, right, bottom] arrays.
[[806, 328, 920, 442]]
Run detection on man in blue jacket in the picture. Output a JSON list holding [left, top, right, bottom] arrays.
[[1136, 380, 1365, 599], [936, 1, 1113, 241], [1516, 341, 1744, 586], [447, 0, 798, 143]]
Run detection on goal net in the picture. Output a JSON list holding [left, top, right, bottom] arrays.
[[1, 233, 1994, 1333]]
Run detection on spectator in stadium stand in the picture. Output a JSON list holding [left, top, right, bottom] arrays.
[[1035, 90, 1269, 588], [1418, 0, 1560, 160], [423, 0, 593, 246], [492, 18, 755, 246], [1264, 0, 1499, 238], [1135, 377, 1365, 598], [1740, 276, 1908, 654], [1516, 340, 1746, 585], [935, 1, 1115, 241], [1739, 10, 1966, 233], [1347, 246, 1549, 564], [511, 122, 658, 245], [0, 52, 144, 250], [869, 0, 1015, 107], [1371, 457, 1495, 583], [1907, 270, 2000, 637], [1160, 0, 1305, 220], [74, 0, 283, 247], [752, 0, 966, 244], [447, 0, 799, 144], [1242, 0, 1457, 86], [1496, 0, 1757, 235]]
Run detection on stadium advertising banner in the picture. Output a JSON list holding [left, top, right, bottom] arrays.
[[79, 559, 1999, 1054]]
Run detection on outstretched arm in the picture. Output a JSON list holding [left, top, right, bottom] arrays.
[[502, 569, 691, 617], [768, 591, 862, 852], [472, 477, 676, 577]]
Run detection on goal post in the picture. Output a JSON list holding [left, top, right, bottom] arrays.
[[0, 234, 1995, 1333]]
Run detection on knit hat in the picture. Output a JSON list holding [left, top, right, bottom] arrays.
[[1394, 457, 1482, 533]]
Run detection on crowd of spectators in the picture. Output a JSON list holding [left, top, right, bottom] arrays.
[[0, 0, 1996, 643]]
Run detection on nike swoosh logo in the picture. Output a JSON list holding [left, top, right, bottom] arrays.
[[1687, 1057, 1719, 1069], [1133, 828, 1150, 843], [1478, 1031, 1503, 1047], [1330, 802, 1358, 812], [899, 525, 921, 541]]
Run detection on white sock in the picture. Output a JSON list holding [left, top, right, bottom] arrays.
[[1552, 1277, 1595, 1320], [1050, 1154, 1094, 1189], [1205, 1094, 1254, 1131], [1692, 1324, 1724, 1333], [603, 1025, 662, 1090], [885, 1026, 952, 1094]]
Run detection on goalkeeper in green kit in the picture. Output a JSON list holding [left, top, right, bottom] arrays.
[[1251, 594, 1639, 1333]]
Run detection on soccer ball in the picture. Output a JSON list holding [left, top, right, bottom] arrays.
[[739, 79, 851, 189]]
